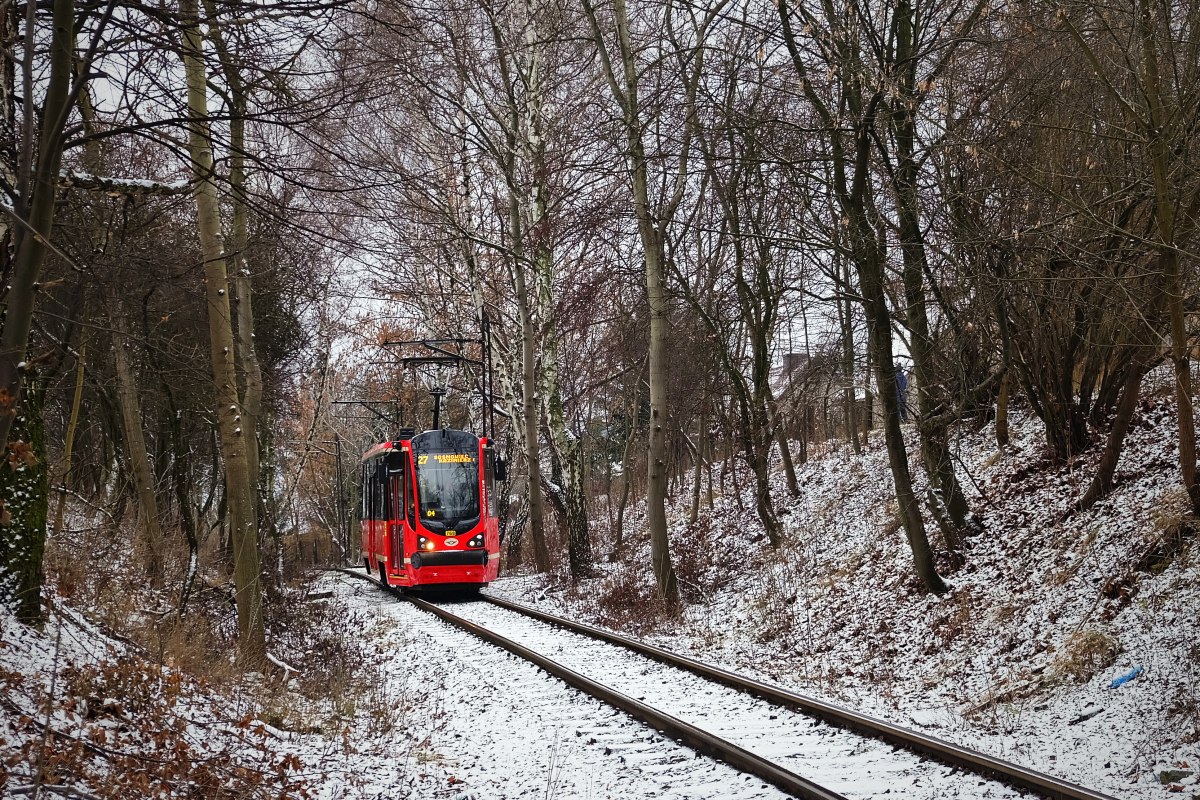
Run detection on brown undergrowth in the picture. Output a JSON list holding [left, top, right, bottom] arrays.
[[590, 561, 675, 634], [1, 635, 313, 799], [9, 505, 393, 798]]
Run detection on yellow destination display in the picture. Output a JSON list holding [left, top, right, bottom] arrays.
[[433, 454, 475, 463]]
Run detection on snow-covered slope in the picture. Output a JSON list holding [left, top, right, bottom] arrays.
[[0, 589, 470, 798], [3, 372, 1195, 799], [490, 374, 1200, 800]]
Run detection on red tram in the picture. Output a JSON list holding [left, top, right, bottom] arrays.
[[361, 427, 502, 590]]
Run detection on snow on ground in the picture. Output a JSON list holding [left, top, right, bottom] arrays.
[[328, 572, 799, 799], [0, 589, 465, 799], [7, 572, 843, 799], [0, 601, 316, 797], [443, 598, 1027, 799], [3, 369, 1196, 799], [487, 370, 1200, 800]]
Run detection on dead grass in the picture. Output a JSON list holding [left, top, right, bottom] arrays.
[[1051, 629, 1120, 682], [744, 562, 801, 645], [991, 601, 1020, 623]]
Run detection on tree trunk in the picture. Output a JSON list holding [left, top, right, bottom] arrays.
[[689, 407, 705, 524], [611, 395, 637, 560], [1077, 349, 1155, 512], [739, 391, 783, 546], [0, 378, 47, 623], [526, 54, 592, 579], [50, 334, 86, 538], [853, 109, 947, 594], [203, 0, 265, 537], [109, 300, 163, 585], [645, 238, 678, 603], [1135, 0, 1200, 513], [769, 390, 799, 497], [921, 429, 968, 550], [583, 0, 679, 607], [164, 384, 200, 611], [0, 0, 74, 457], [779, 0, 946, 594], [180, 0, 265, 664], [0, 0, 74, 623], [891, 0, 967, 545], [869, 304, 948, 594], [995, 370, 1010, 448], [840, 273, 861, 454], [511, 251, 551, 573], [542, 358, 592, 580]]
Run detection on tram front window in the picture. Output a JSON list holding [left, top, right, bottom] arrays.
[[416, 455, 479, 530]]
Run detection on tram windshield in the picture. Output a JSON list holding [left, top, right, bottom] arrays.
[[413, 430, 480, 532]]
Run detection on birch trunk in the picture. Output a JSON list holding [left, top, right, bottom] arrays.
[[511, 247, 551, 572], [541, 339, 592, 579], [525, 89, 592, 578], [203, 0, 264, 528]]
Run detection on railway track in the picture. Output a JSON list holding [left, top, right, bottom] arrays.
[[335, 568, 1118, 800]]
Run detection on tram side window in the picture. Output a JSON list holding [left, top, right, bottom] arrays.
[[371, 465, 385, 520], [360, 460, 386, 521], [395, 460, 407, 524], [360, 464, 369, 519], [388, 470, 401, 524]]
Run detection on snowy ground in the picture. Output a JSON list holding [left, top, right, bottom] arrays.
[[438, 595, 1029, 799], [3, 370, 1196, 799], [487, 372, 1199, 800], [331, 573, 801, 799]]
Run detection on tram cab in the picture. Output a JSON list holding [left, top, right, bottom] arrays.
[[361, 428, 502, 590]]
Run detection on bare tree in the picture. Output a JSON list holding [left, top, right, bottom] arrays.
[[778, 0, 948, 593], [179, 0, 265, 663]]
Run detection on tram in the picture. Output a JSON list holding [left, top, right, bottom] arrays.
[[358, 321, 504, 591], [360, 427, 502, 590]]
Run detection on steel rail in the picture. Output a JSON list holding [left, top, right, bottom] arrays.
[[335, 568, 846, 800], [481, 594, 1119, 800]]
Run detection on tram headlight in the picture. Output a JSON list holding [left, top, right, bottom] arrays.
[[418, 536, 435, 551], [468, 534, 484, 548]]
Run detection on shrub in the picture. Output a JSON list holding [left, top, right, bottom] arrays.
[[1051, 629, 1119, 683]]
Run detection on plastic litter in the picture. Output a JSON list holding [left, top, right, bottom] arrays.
[[1109, 665, 1143, 688]]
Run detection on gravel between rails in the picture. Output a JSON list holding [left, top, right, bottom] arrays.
[[436, 597, 1035, 800], [335, 573, 798, 799]]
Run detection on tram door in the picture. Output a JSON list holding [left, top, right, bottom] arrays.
[[389, 469, 404, 570]]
